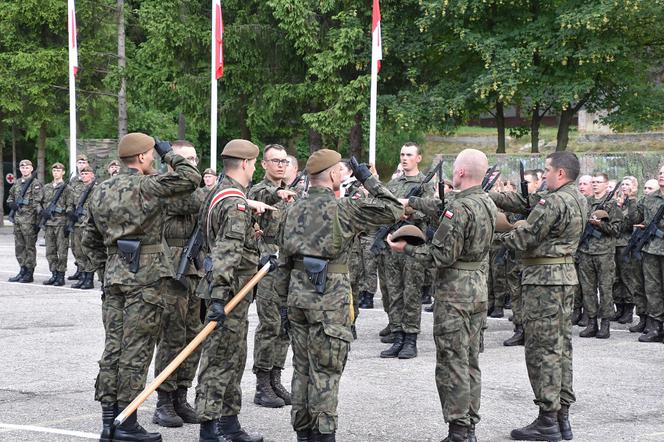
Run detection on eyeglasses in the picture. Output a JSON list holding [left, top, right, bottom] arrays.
[[267, 159, 290, 166]]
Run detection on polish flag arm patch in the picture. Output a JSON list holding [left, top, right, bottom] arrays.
[[444, 210, 454, 219], [237, 204, 246, 212], [538, 199, 546, 206]]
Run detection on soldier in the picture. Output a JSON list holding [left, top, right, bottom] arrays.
[[577, 174, 593, 197], [644, 179, 658, 195], [576, 173, 623, 339], [203, 168, 217, 190], [69, 165, 97, 289], [83, 132, 200, 441], [284, 155, 299, 186], [629, 165, 664, 342], [7, 159, 43, 283], [195, 140, 270, 442], [273, 149, 402, 442], [248, 143, 297, 409], [378, 142, 434, 359], [67, 154, 91, 281], [41, 162, 69, 286], [389, 149, 495, 442], [107, 159, 121, 177], [491, 151, 587, 441], [152, 141, 205, 428]]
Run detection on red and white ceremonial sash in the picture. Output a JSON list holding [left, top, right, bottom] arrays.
[[206, 188, 246, 241]]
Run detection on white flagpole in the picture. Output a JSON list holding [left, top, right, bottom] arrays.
[[369, 56, 378, 165], [210, 1, 218, 172], [68, 0, 77, 175]]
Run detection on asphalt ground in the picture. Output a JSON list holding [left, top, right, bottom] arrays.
[[0, 226, 663, 441]]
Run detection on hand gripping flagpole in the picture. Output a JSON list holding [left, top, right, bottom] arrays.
[[113, 260, 273, 427]]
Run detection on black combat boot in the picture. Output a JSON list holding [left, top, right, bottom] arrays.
[[421, 285, 432, 305], [504, 294, 512, 310], [43, 271, 58, 285], [638, 319, 664, 343], [19, 268, 34, 283], [558, 405, 573, 440], [199, 420, 231, 442], [152, 389, 184, 427], [67, 265, 81, 280], [173, 387, 199, 423], [380, 331, 404, 358], [218, 415, 263, 442], [579, 317, 598, 338], [618, 303, 634, 324], [72, 271, 87, 288], [311, 430, 335, 442], [596, 319, 610, 339], [398, 333, 418, 359], [467, 423, 477, 442], [425, 301, 435, 313], [9, 266, 26, 282], [100, 402, 118, 442], [378, 325, 391, 337], [577, 311, 589, 327], [510, 410, 562, 441], [503, 325, 525, 346], [270, 368, 292, 405], [113, 410, 162, 441], [253, 370, 285, 408], [629, 315, 648, 333], [296, 430, 313, 442], [570, 308, 582, 326], [358, 291, 374, 309], [53, 271, 65, 286], [490, 306, 504, 318], [610, 303, 624, 321], [79, 272, 94, 289], [380, 332, 397, 343], [442, 422, 468, 442]]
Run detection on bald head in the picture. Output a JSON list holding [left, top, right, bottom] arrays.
[[453, 149, 488, 190], [644, 179, 659, 195], [578, 174, 592, 196], [172, 143, 198, 167]]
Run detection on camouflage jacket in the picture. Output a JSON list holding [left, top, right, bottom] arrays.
[[406, 186, 496, 303], [7, 175, 43, 224], [82, 151, 200, 287], [492, 181, 588, 286], [41, 181, 69, 227], [616, 197, 638, 247], [387, 172, 434, 229], [199, 176, 259, 301], [578, 195, 623, 255], [66, 176, 96, 227], [273, 176, 403, 311], [632, 191, 664, 256], [164, 186, 206, 277], [248, 177, 287, 255]]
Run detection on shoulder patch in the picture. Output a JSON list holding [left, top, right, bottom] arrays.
[[444, 210, 454, 219], [538, 198, 546, 206], [237, 203, 246, 212]]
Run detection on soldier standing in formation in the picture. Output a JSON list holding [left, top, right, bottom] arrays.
[[69, 165, 97, 289], [389, 148, 496, 442], [41, 162, 69, 286], [248, 143, 296, 409], [83, 132, 200, 442], [273, 149, 402, 442], [202, 168, 217, 190], [67, 154, 92, 281], [107, 159, 121, 177], [7, 159, 43, 283]]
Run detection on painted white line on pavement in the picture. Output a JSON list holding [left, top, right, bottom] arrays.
[[0, 423, 98, 439]]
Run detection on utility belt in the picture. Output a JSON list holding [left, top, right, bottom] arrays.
[[107, 241, 165, 274], [450, 261, 483, 271], [293, 256, 348, 295], [166, 238, 187, 248], [521, 256, 575, 266]]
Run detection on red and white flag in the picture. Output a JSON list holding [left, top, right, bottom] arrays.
[[68, 0, 78, 76], [213, 0, 224, 80], [372, 0, 382, 72]]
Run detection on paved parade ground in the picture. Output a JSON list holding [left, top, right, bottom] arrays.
[[0, 227, 663, 442]]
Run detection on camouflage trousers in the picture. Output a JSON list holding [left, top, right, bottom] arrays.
[[154, 276, 203, 392], [383, 252, 425, 334], [195, 275, 252, 420], [577, 251, 615, 319], [522, 284, 576, 412], [70, 226, 88, 269], [489, 248, 509, 309], [288, 304, 352, 434], [572, 262, 583, 311], [13, 222, 38, 269], [44, 224, 68, 273], [95, 281, 165, 406], [506, 260, 523, 325], [642, 253, 664, 322], [433, 300, 486, 427], [377, 252, 390, 315], [253, 273, 290, 372], [358, 235, 377, 294], [613, 247, 645, 310]]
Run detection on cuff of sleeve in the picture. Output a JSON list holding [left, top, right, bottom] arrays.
[[209, 286, 230, 301], [403, 244, 418, 257], [163, 150, 178, 164], [362, 176, 381, 195]]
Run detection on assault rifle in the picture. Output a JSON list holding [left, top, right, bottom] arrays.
[[37, 179, 70, 232], [371, 160, 442, 254], [519, 161, 531, 212], [8, 170, 38, 224], [622, 203, 664, 261], [289, 171, 305, 189], [482, 165, 501, 192], [578, 184, 619, 248], [65, 179, 96, 236]]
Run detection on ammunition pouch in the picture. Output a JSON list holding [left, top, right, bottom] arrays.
[[302, 256, 329, 295], [116, 240, 141, 274]]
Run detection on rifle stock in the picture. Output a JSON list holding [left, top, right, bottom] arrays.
[[622, 204, 664, 261]]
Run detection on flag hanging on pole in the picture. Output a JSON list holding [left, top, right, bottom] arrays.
[[214, 0, 224, 80], [67, 0, 78, 176], [68, 0, 78, 77], [372, 0, 382, 72], [368, 0, 382, 165], [210, 0, 223, 171]]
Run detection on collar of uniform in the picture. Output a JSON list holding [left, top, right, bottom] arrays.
[[224, 175, 248, 193], [456, 185, 483, 197], [262, 177, 284, 189], [124, 167, 141, 176], [400, 172, 424, 183], [552, 181, 576, 194], [307, 186, 335, 196]]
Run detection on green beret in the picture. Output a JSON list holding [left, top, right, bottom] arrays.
[[203, 168, 216, 176], [392, 225, 426, 246], [221, 139, 259, 160], [51, 162, 65, 170], [118, 132, 155, 158], [305, 149, 342, 175]]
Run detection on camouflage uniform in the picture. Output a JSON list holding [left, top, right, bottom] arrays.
[[7, 175, 43, 270], [82, 151, 200, 407], [406, 186, 495, 429], [195, 176, 259, 420], [492, 182, 588, 413], [577, 196, 623, 320], [613, 198, 643, 309], [273, 175, 402, 435], [42, 181, 69, 273], [67, 177, 96, 272], [489, 237, 509, 312]]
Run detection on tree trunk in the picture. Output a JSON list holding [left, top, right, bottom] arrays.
[[348, 112, 363, 160], [178, 113, 186, 140], [117, 0, 128, 139], [530, 104, 542, 154], [556, 107, 575, 151], [308, 128, 323, 152], [495, 101, 506, 154], [37, 123, 46, 183]]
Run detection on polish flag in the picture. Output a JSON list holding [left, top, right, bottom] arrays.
[[68, 0, 78, 76], [372, 0, 382, 72], [213, 0, 224, 80]]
